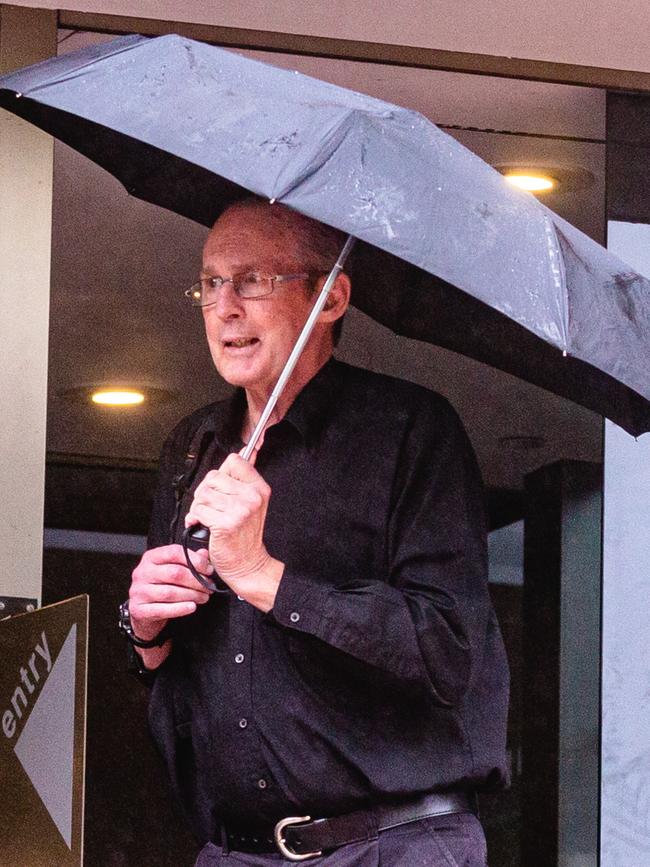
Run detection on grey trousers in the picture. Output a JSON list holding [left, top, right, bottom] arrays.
[[194, 812, 488, 867]]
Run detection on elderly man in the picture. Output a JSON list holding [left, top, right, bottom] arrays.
[[122, 198, 509, 866]]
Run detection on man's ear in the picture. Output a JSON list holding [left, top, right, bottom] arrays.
[[318, 272, 351, 322]]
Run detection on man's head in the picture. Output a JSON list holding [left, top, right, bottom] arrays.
[[199, 198, 351, 395]]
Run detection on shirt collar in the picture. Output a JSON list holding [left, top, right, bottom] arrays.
[[214, 356, 342, 451], [283, 356, 342, 445]]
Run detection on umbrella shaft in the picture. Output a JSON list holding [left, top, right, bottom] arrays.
[[242, 234, 356, 461]]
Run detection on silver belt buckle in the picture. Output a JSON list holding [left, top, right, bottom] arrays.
[[274, 815, 323, 862]]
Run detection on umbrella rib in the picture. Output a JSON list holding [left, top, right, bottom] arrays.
[[542, 215, 570, 354], [18, 36, 147, 98]]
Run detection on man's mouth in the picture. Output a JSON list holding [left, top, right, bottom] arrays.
[[223, 337, 259, 348]]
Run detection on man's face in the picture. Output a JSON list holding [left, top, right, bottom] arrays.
[[200, 205, 318, 394]]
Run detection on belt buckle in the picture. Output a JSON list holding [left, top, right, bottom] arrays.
[[274, 815, 322, 862]]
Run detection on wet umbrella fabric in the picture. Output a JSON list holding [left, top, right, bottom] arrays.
[[1, 34, 650, 434]]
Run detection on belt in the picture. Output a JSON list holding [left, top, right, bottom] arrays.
[[223, 791, 476, 861]]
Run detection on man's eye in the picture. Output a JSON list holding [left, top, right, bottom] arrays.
[[202, 277, 220, 290], [241, 271, 264, 285]]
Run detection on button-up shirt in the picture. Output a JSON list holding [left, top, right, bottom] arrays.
[[146, 359, 509, 843]]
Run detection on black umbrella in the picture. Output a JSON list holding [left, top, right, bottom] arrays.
[[2, 33, 650, 434]]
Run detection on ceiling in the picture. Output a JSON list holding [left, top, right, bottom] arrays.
[[46, 29, 606, 490]]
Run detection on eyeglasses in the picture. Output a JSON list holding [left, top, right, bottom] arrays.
[[184, 271, 312, 307]]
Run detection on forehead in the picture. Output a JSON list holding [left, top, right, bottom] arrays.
[[202, 204, 305, 271]]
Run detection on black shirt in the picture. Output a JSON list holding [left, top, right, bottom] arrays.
[[146, 358, 509, 843]]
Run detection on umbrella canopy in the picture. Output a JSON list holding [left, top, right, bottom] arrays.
[[1, 34, 649, 434]]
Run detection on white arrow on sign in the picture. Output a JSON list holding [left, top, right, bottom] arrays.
[[14, 624, 77, 849]]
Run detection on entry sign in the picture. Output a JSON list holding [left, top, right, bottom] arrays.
[[0, 595, 88, 866]]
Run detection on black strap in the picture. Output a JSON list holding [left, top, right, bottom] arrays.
[[169, 420, 217, 541], [181, 525, 227, 594], [171, 417, 229, 594]]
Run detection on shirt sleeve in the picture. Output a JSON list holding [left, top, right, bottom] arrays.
[[271, 395, 490, 708]]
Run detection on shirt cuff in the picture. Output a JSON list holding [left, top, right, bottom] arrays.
[[271, 568, 329, 636], [126, 640, 159, 688]]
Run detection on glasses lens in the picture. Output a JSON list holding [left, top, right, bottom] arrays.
[[186, 273, 275, 305], [236, 272, 273, 298], [186, 284, 204, 306], [185, 277, 223, 307]]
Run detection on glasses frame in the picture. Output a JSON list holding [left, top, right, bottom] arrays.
[[184, 271, 315, 307]]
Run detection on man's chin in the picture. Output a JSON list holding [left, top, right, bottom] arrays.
[[215, 359, 269, 390]]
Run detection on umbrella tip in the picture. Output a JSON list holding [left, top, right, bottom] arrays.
[[269, 197, 276, 205], [562, 349, 568, 357], [16, 92, 22, 99]]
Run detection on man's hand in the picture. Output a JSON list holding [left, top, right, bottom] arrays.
[[129, 545, 214, 666], [185, 453, 284, 611]]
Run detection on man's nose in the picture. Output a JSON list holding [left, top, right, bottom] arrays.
[[212, 280, 244, 319]]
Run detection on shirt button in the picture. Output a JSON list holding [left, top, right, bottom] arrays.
[[289, 612, 300, 623], [257, 778, 267, 790], [239, 718, 248, 729], [235, 653, 244, 663]]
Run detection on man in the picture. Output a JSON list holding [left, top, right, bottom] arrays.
[[125, 198, 509, 865]]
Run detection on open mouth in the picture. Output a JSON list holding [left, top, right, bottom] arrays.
[[223, 337, 259, 348]]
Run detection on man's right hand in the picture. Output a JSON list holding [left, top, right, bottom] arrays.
[[129, 545, 213, 665]]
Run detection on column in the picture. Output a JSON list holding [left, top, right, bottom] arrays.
[[601, 91, 650, 866], [0, 4, 57, 604]]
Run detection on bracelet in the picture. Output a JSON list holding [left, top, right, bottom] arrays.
[[118, 600, 170, 648]]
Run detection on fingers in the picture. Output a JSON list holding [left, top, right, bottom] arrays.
[[131, 545, 213, 611], [133, 601, 199, 621], [189, 501, 255, 533], [221, 452, 263, 482], [132, 579, 209, 608], [143, 544, 213, 572], [192, 459, 270, 502], [188, 459, 270, 531], [140, 560, 212, 590], [191, 485, 264, 516], [196, 454, 265, 489]]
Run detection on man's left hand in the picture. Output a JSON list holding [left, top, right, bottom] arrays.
[[185, 453, 284, 611]]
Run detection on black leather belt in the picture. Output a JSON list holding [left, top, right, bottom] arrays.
[[223, 791, 476, 861]]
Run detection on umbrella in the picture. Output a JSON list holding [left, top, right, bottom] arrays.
[[1, 33, 650, 435]]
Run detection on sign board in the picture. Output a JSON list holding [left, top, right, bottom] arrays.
[[0, 595, 88, 866]]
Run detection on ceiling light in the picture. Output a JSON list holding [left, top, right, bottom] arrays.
[[495, 164, 595, 195], [59, 383, 175, 407], [504, 173, 556, 193], [91, 389, 145, 406]]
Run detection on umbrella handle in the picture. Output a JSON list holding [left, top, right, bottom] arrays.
[[183, 234, 356, 592], [181, 525, 228, 594]]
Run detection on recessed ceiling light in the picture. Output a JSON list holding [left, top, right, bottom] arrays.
[[495, 164, 595, 195], [504, 173, 556, 193], [91, 389, 145, 406], [59, 384, 175, 407]]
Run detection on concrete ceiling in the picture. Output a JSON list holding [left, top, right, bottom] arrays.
[[46, 30, 605, 489]]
